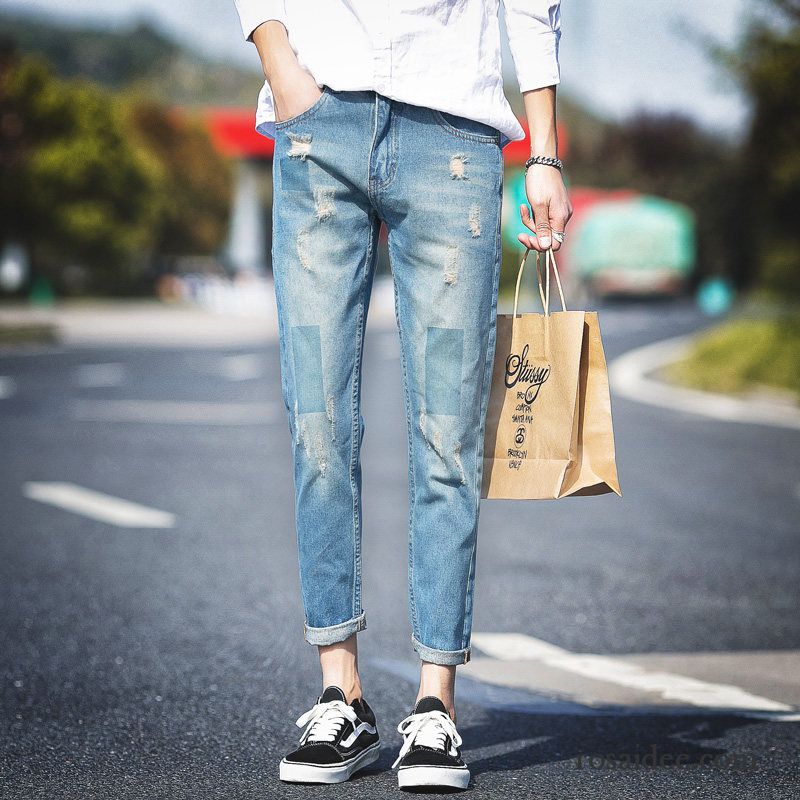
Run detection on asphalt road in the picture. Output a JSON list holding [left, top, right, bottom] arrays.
[[1, 298, 799, 799]]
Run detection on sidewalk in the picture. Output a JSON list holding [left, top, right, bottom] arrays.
[[0, 277, 399, 349], [0, 301, 276, 348]]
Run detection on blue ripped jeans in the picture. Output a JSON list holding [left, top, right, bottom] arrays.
[[271, 89, 503, 666]]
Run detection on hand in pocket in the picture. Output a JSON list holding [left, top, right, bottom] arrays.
[[252, 20, 323, 124], [272, 69, 323, 124]]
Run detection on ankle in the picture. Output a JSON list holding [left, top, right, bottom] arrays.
[[343, 677, 363, 703], [323, 675, 362, 703], [418, 662, 457, 721], [415, 690, 456, 722], [318, 634, 362, 703]]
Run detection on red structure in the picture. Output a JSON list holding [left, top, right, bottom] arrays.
[[204, 107, 275, 159], [202, 106, 567, 164]]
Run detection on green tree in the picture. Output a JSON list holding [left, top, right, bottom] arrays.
[[1, 48, 232, 295], [729, 0, 800, 296], [0, 49, 160, 293], [125, 98, 231, 260]]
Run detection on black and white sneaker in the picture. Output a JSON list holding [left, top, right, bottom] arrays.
[[393, 696, 470, 790], [279, 686, 380, 783]]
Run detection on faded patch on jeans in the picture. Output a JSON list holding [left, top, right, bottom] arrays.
[[281, 138, 312, 193], [424, 327, 464, 416], [292, 325, 326, 413]]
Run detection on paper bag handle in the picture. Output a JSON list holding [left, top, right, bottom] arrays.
[[512, 246, 567, 319]]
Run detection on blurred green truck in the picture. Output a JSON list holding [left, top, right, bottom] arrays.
[[570, 195, 696, 297]]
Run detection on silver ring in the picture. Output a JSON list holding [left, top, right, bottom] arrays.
[[552, 231, 566, 243]]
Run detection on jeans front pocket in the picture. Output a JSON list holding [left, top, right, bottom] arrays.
[[274, 85, 332, 130], [430, 109, 501, 145]]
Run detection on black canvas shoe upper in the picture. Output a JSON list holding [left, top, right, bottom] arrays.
[[284, 686, 379, 766], [393, 696, 466, 770]]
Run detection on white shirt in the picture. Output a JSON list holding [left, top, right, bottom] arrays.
[[234, 0, 561, 146]]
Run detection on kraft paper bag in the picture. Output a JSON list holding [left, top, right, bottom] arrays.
[[481, 247, 622, 500]]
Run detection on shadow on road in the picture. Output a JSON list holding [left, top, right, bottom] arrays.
[[462, 710, 764, 776]]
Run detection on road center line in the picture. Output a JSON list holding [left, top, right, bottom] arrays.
[[76, 363, 126, 388], [471, 632, 793, 713], [23, 482, 176, 528], [0, 376, 16, 398], [218, 354, 264, 381], [72, 399, 278, 425]]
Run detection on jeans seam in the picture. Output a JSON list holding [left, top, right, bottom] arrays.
[[389, 238, 420, 640], [367, 94, 381, 208], [430, 108, 501, 145], [373, 102, 399, 192], [461, 156, 504, 651], [271, 166, 293, 430], [349, 215, 378, 619]]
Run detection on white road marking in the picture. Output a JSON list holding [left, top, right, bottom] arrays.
[[72, 399, 278, 425], [218, 354, 264, 381], [375, 333, 400, 360], [609, 334, 800, 430], [76, 363, 126, 388], [0, 376, 16, 398], [471, 633, 793, 714], [371, 656, 800, 722], [23, 482, 175, 528]]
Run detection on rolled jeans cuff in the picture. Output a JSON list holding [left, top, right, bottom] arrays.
[[412, 635, 471, 665], [304, 611, 366, 646]]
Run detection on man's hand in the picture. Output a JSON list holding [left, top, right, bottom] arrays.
[[518, 86, 573, 252], [518, 164, 573, 252], [252, 21, 322, 124]]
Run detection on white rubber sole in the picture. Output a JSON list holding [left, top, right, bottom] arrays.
[[279, 741, 381, 784], [398, 764, 470, 790]]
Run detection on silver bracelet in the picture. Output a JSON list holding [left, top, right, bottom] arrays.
[[524, 155, 563, 172]]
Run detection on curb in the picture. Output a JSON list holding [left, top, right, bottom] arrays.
[[608, 334, 800, 431], [0, 322, 59, 347]]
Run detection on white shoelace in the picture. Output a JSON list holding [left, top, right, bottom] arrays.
[[392, 710, 462, 769], [295, 699, 360, 745]]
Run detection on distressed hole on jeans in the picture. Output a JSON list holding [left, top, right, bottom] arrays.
[[287, 132, 312, 160], [292, 325, 326, 413], [314, 187, 336, 222], [296, 230, 312, 271], [419, 414, 466, 485], [453, 441, 466, 485], [468, 204, 481, 237], [444, 245, 459, 286], [298, 417, 328, 476], [425, 327, 464, 416], [419, 410, 444, 458], [450, 153, 468, 180], [325, 394, 336, 441]]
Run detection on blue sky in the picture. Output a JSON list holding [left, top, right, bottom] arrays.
[[10, 0, 752, 137]]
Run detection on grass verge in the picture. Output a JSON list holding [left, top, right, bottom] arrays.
[[0, 323, 59, 346], [663, 315, 800, 403]]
